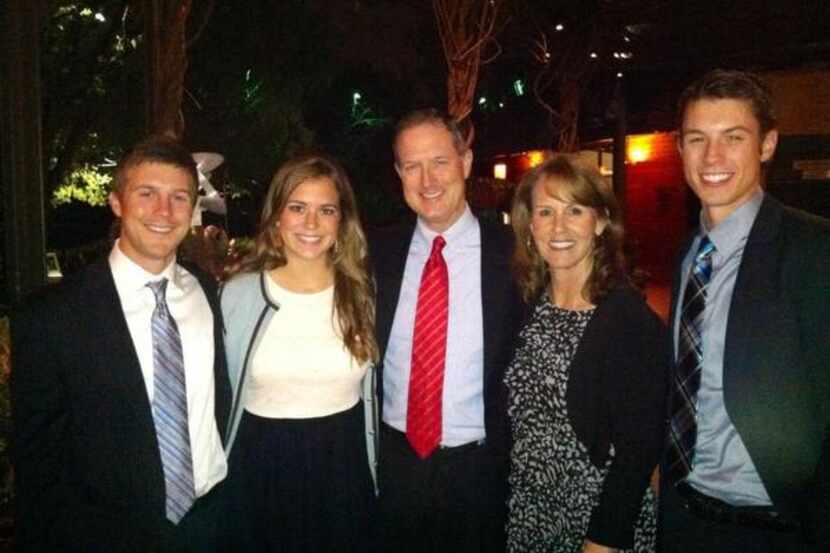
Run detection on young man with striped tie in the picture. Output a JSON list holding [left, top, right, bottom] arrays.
[[661, 69, 830, 552], [12, 137, 231, 552]]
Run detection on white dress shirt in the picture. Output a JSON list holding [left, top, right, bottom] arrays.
[[383, 205, 486, 446], [109, 241, 227, 497]]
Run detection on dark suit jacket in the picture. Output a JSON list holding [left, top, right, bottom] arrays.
[[666, 196, 830, 548], [370, 216, 523, 456], [11, 258, 231, 553]]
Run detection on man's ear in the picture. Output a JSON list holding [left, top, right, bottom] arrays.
[[109, 191, 122, 218], [760, 129, 778, 162], [462, 149, 473, 179]]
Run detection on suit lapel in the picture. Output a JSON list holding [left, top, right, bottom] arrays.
[[720, 197, 817, 512], [84, 260, 157, 417], [723, 196, 781, 394], [668, 234, 694, 359], [720, 199, 791, 497], [82, 260, 166, 503], [479, 221, 505, 379], [374, 223, 416, 357]]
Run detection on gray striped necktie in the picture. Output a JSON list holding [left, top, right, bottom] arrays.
[[147, 278, 195, 524], [666, 236, 715, 485]]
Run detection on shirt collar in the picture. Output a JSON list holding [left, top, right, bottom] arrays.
[[701, 189, 764, 258], [109, 239, 180, 293], [414, 204, 476, 249]]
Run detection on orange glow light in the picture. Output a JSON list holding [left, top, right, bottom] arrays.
[[627, 136, 653, 163], [494, 163, 507, 180], [527, 150, 545, 167]]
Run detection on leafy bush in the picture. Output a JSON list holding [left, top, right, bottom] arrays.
[[51, 165, 113, 208]]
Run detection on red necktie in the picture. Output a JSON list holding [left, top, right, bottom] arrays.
[[406, 235, 449, 459]]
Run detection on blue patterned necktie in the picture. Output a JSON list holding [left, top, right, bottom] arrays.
[[147, 278, 195, 524], [666, 236, 716, 485]]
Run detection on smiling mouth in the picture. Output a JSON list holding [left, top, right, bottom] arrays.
[[421, 189, 443, 200], [295, 234, 323, 244], [700, 172, 733, 184], [145, 224, 177, 234], [548, 240, 575, 250]]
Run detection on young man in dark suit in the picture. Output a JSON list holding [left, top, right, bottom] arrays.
[[371, 109, 523, 553], [661, 69, 830, 552], [12, 137, 231, 553]]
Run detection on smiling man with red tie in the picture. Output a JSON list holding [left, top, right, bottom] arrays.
[[370, 109, 523, 553]]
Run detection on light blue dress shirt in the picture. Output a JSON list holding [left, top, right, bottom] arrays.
[[382, 206, 486, 446], [674, 190, 772, 506]]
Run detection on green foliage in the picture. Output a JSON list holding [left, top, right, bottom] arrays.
[[44, 0, 439, 240], [350, 92, 388, 130], [51, 165, 113, 207], [186, 1, 327, 185], [43, 1, 145, 199]]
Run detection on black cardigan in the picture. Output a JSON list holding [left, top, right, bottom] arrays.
[[563, 285, 668, 548]]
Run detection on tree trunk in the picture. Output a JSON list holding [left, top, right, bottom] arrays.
[[446, 49, 480, 123], [557, 78, 581, 153], [433, 0, 501, 146], [2, 0, 47, 302], [144, 0, 192, 138]]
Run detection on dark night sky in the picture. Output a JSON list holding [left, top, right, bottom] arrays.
[[472, 0, 830, 152]]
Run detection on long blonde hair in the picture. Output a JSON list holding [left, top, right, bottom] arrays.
[[229, 153, 379, 363]]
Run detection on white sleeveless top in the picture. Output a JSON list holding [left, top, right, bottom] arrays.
[[243, 276, 366, 419]]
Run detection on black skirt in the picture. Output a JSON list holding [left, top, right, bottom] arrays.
[[223, 401, 375, 553]]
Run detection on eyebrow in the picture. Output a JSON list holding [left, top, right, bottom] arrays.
[[534, 197, 574, 207], [682, 125, 753, 136], [287, 200, 339, 208], [133, 183, 190, 192]]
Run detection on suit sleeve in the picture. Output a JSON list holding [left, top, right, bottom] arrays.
[[587, 296, 669, 548], [799, 231, 830, 550], [11, 294, 77, 552]]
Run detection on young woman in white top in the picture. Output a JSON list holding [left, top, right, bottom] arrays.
[[221, 153, 378, 553]]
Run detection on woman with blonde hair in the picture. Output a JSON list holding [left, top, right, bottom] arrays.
[[221, 153, 378, 552], [505, 155, 667, 553]]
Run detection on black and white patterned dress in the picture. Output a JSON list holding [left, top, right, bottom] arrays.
[[505, 298, 656, 553]]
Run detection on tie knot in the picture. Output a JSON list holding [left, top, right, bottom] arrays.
[[431, 236, 446, 256], [696, 236, 715, 262], [147, 278, 169, 304]]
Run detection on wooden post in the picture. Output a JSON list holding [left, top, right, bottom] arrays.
[[612, 78, 627, 215], [1, 0, 47, 305]]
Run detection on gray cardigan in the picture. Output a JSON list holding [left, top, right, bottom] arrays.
[[220, 272, 379, 492]]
